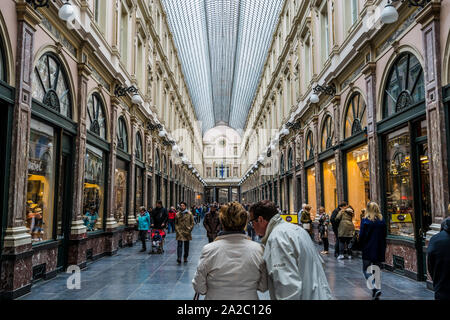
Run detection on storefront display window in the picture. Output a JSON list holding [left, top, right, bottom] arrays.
[[322, 158, 337, 215], [27, 119, 56, 243], [114, 158, 128, 226], [32, 53, 71, 118], [83, 144, 105, 232], [306, 167, 316, 220], [385, 127, 414, 238], [346, 144, 370, 229]]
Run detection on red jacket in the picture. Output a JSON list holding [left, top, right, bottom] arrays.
[[168, 210, 176, 220]]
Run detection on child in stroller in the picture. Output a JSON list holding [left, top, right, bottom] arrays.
[[149, 228, 165, 254]]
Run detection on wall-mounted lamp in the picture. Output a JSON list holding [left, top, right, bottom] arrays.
[[381, 0, 430, 24], [311, 83, 336, 103]]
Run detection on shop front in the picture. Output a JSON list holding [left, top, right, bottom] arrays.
[[377, 52, 429, 280], [28, 52, 76, 276], [320, 115, 337, 216], [305, 130, 317, 220]]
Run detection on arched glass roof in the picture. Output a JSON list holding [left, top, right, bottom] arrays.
[[162, 0, 284, 133]]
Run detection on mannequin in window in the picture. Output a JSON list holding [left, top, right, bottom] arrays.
[[84, 205, 99, 231]]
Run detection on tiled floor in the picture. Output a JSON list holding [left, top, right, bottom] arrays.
[[18, 222, 434, 300]]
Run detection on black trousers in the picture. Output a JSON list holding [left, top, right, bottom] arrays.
[[339, 237, 353, 255], [322, 237, 329, 252], [333, 228, 340, 256], [208, 237, 214, 243], [177, 240, 190, 259], [139, 230, 147, 249]]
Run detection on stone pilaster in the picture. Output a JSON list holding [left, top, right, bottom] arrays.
[[332, 95, 344, 204], [0, 3, 41, 299], [416, 2, 449, 240], [127, 115, 138, 227], [364, 62, 380, 204], [104, 101, 119, 256], [313, 115, 322, 219], [298, 129, 306, 205]]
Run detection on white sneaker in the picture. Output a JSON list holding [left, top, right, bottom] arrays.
[[337, 255, 345, 260], [348, 255, 352, 260]]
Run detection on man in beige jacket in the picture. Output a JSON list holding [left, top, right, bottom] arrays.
[[175, 201, 194, 264]]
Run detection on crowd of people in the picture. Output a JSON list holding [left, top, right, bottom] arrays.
[[135, 198, 450, 301]]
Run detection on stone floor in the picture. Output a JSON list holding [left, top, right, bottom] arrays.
[[18, 221, 434, 300]]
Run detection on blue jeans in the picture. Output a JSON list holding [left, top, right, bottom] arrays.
[[168, 220, 175, 233]]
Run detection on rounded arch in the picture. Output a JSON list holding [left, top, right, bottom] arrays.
[[342, 91, 367, 139], [87, 88, 110, 141], [32, 46, 77, 121], [287, 147, 293, 171], [162, 154, 167, 174], [87, 91, 107, 140], [382, 51, 425, 119], [117, 116, 129, 153], [135, 131, 143, 161], [305, 129, 314, 161], [280, 152, 285, 174], [377, 45, 425, 121], [0, 11, 13, 85], [320, 113, 334, 152]]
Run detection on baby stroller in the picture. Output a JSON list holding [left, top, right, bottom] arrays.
[[149, 229, 165, 254]]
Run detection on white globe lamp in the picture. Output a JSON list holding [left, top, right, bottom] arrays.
[[59, 1, 74, 22], [310, 92, 320, 104], [131, 93, 143, 105], [381, 4, 399, 24]]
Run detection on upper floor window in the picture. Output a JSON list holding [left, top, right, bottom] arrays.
[[32, 53, 72, 118], [280, 155, 285, 174], [94, 0, 107, 34], [304, 36, 312, 87], [117, 116, 128, 153], [233, 146, 238, 156], [320, 3, 330, 65], [163, 156, 167, 173], [305, 130, 314, 161], [344, 92, 366, 139], [135, 132, 143, 161], [120, 3, 129, 66], [287, 148, 293, 171], [321, 115, 334, 152], [344, 0, 358, 33], [155, 149, 160, 172], [87, 93, 106, 139], [383, 52, 425, 118]]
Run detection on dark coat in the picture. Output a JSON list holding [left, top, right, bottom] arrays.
[[358, 218, 387, 262], [330, 207, 341, 231], [203, 210, 222, 239], [427, 218, 450, 300], [151, 207, 168, 229]]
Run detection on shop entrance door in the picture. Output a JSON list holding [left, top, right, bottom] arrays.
[[56, 134, 73, 271], [413, 140, 431, 281]]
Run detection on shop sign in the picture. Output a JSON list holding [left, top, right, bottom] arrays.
[[28, 158, 46, 175]]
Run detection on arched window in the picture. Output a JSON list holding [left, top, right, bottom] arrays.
[[383, 52, 424, 118], [344, 92, 366, 138], [32, 53, 72, 118], [163, 155, 167, 173], [117, 116, 128, 153], [169, 160, 173, 177], [280, 154, 285, 174], [155, 149, 160, 172], [0, 36, 6, 82], [288, 148, 293, 170], [305, 131, 314, 160], [87, 93, 106, 139], [321, 115, 334, 152], [135, 132, 143, 161]]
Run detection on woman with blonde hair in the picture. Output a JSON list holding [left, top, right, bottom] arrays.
[[359, 201, 387, 300], [192, 202, 268, 300]]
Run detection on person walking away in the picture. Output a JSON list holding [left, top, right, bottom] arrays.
[[330, 202, 348, 258], [301, 205, 313, 239], [168, 206, 177, 233], [359, 202, 386, 299], [246, 212, 256, 241], [137, 206, 151, 252], [249, 200, 332, 300], [336, 206, 355, 260], [175, 201, 194, 263], [427, 208, 450, 300], [297, 204, 306, 226], [203, 205, 222, 243], [150, 200, 168, 253], [192, 202, 268, 300], [318, 207, 330, 254]]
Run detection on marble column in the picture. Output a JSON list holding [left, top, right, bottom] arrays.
[[416, 2, 449, 240], [127, 115, 138, 226], [313, 115, 322, 218], [364, 62, 380, 204], [104, 100, 119, 256], [332, 95, 345, 204], [66, 58, 91, 269], [298, 130, 307, 206], [1, 3, 40, 299]]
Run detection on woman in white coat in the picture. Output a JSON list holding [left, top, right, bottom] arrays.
[[192, 202, 268, 300]]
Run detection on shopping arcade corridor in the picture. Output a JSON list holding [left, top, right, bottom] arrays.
[[18, 221, 433, 300]]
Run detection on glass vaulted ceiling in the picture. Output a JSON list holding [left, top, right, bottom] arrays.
[[162, 0, 284, 133]]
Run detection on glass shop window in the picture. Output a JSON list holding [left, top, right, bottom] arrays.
[[135, 167, 144, 212], [26, 119, 56, 243], [83, 144, 105, 232], [306, 167, 317, 221], [322, 158, 337, 215], [346, 144, 370, 229], [385, 127, 414, 238], [114, 158, 128, 226]]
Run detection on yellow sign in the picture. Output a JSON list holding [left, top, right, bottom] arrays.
[[391, 213, 412, 223], [281, 214, 298, 224]]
